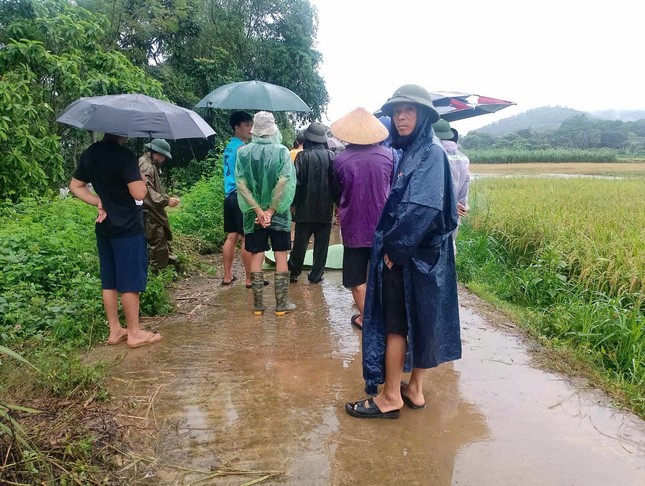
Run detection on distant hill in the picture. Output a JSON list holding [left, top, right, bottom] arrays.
[[470, 106, 645, 138], [472, 106, 590, 137], [591, 109, 645, 122]]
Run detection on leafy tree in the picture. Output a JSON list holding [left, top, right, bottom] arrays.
[[0, 0, 164, 200], [81, 0, 328, 122]]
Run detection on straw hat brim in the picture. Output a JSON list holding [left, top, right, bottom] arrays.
[[330, 107, 389, 145]]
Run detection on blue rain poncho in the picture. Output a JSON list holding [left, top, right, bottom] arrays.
[[235, 131, 296, 233], [362, 111, 461, 395]]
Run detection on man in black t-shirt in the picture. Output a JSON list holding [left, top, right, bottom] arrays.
[[70, 133, 162, 349]]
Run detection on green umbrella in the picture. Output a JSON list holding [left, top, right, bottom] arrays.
[[196, 80, 311, 112]]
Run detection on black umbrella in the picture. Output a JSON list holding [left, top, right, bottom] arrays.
[[57, 94, 216, 139]]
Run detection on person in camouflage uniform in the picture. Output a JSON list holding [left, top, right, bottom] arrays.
[[139, 139, 180, 271]]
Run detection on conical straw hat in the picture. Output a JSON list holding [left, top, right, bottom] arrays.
[[330, 107, 388, 145]]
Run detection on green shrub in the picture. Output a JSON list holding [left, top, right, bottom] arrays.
[[0, 197, 173, 346], [169, 164, 226, 253]]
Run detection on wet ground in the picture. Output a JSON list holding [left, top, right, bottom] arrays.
[[91, 256, 645, 485]]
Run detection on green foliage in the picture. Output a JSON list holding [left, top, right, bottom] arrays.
[[0, 197, 103, 344], [457, 178, 645, 415], [0, 197, 174, 345], [169, 161, 226, 253], [140, 268, 176, 316], [0, 70, 65, 201], [81, 0, 328, 124], [0, 0, 164, 200]]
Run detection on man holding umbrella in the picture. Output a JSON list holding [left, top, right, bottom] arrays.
[[70, 133, 162, 349], [139, 138, 180, 272]]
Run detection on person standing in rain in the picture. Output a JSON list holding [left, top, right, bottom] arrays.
[[70, 133, 162, 348], [288, 122, 336, 284], [330, 107, 394, 331], [235, 111, 297, 316], [345, 84, 461, 419], [221, 111, 258, 288], [433, 119, 470, 252], [139, 138, 180, 272]]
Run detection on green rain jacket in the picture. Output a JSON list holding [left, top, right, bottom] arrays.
[[235, 137, 296, 233]]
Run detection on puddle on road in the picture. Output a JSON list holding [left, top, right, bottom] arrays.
[[92, 270, 645, 485]]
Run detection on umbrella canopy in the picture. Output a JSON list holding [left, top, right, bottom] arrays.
[[374, 91, 515, 122], [430, 91, 516, 122], [56, 94, 216, 139], [196, 80, 311, 112]]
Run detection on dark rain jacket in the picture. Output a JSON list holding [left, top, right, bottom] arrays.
[[362, 129, 461, 395], [139, 154, 172, 241], [292, 146, 336, 223]]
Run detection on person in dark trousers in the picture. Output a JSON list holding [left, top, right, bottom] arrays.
[[70, 133, 162, 349], [221, 111, 255, 287], [288, 122, 337, 284], [345, 84, 461, 419], [330, 107, 394, 331], [139, 138, 180, 272], [236, 111, 297, 316]]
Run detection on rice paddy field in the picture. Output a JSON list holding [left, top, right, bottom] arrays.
[[457, 165, 644, 415]]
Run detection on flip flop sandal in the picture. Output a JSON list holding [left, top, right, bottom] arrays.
[[107, 332, 128, 345], [245, 280, 270, 289], [221, 275, 238, 285], [345, 397, 400, 419], [350, 313, 362, 331], [128, 333, 163, 349]]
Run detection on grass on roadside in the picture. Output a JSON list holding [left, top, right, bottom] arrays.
[[456, 176, 644, 417]]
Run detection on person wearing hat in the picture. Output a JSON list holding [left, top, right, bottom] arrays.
[[345, 84, 461, 419], [70, 133, 162, 349], [433, 119, 471, 252], [330, 107, 394, 331], [288, 121, 337, 284], [139, 138, 180, 271], [235, 111, 297, 316]]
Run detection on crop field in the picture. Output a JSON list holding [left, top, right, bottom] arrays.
[[470, 162, 645, 177], [458, 175, 644, 414]]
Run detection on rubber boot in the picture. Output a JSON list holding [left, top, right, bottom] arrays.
[[274, 271, 296, 316], [251, 272, 265, 315]]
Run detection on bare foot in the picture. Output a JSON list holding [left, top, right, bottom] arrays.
[[107, 328, 128, 345]]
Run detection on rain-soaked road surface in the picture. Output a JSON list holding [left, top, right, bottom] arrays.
[[92, 262, 645, 485]]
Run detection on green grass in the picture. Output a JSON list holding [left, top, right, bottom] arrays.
[[457, 177, 644, 417]]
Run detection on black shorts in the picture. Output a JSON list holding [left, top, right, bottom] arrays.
[[223, 192, 244, 234], [342, 246, 371, 288], [245, 228, 291, 253], [382, 264, 408, 336]]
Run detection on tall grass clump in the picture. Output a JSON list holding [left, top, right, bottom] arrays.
[[457, 176, 644, 415]]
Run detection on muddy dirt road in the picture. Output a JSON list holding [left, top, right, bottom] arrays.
[[91, 264, 645, 485]]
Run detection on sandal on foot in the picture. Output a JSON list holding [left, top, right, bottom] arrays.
[[128, 333, 163, 349], [350, 313, 362, 331], [221, 275, 238, 286], [400, 384, 426, 409], [345, 397, 400, 419], [245, 280, 269, 289], [107, 332, 128, 345]]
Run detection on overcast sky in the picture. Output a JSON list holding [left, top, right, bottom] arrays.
[[309, 0, 641, 133]]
